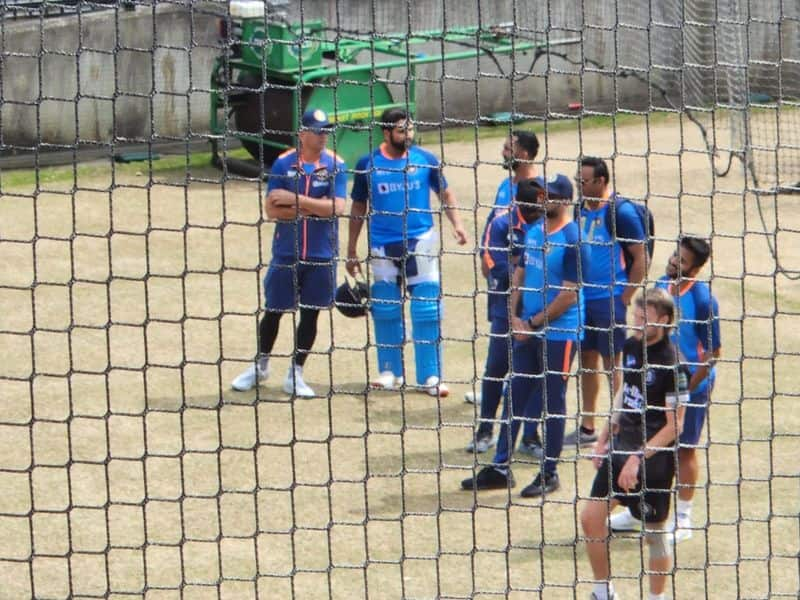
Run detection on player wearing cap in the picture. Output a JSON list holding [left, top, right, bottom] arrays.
[[346, 107, 467, 396], [581, 288, 689, 600], [610, 236, 721, 543], [565, 157, 649, 448], [464, 130, 539, 413], [461, 174, 590, 496], [231, 108, 348, 397], [465, 183, 541, 453]]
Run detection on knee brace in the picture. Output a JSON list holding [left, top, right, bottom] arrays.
[[645, 528, 672, 559], [370, 281, 404, 376], [410, 281, 442, 384]]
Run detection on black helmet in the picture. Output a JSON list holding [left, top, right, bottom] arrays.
[[335, 278, 369, 318]]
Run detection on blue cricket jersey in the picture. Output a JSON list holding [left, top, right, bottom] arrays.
[[578, 194, 645, 299], [351, 144, 447, 247], [482, 206, 530, 322], [267, 148, 348, 261], [521, 219, 590, 341], [656, 276, 721, 394]]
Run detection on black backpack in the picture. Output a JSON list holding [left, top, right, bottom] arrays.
[[576, 196, 655, 276]]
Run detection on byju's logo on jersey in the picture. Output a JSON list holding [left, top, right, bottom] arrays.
[[377, 180, 422, 194]]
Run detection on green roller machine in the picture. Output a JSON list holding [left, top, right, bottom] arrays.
[[210, 1, 579, 174]]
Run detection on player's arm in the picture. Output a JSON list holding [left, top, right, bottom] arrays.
[[688, 295, 722, 391], [484, 217, 511, 282], [621, 243, 646, 306], [438, 187, 468, 245], [527, 281, 578, 329], [268, 190, 345, 218], [617, 204, 648, 306], [346, 162, 369, 276], [428, 161, 467, 245], [264, 162, 303, 220], [509, 260, 529, 340]]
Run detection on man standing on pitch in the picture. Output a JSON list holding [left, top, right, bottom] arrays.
[[582, 288, 689, 600], [611, 237, 721, 543], [346, 108, 468, 396], [565, 157, 648, 447], [231, 108, 347, 397]]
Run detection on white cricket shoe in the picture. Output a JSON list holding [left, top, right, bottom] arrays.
[[609, 508, 642, 532], [370, 371, 404, 390], [424, 376, 449, 397], [283, 365, 315, 398], [231, 363, 269, 392], [671, 515, 693, 543], [464, 390, 482, 405]]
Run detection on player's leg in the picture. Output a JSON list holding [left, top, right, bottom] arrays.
[[644, 523, 672, 600], [675, 385, 711, 541], [583, 461, 621, 600], [640, 451, 676, 598], [407, 231, 446, 395], [232, 262, 293, 391], [461, 339, 537, 490], [369, 252, 404, 389], [521, 339, 576, 497], [466, 316, 509, 452], [283, 261, 336, 397]]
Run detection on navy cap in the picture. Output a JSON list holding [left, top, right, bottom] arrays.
[[300, 108, 333, 133], [532, 173, 573, 199]]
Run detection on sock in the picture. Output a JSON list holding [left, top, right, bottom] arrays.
[[648, 594, 666, 600], [592, 581, 614, 600], [581, 425, 595, 435], [676, 499, 693, 519], [258, 353, 269, 372]]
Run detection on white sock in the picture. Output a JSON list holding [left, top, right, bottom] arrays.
[[648, 593, 666, 600], [676, 499, 693, 519], [593, 581, 614, 600], [258, 354, 269, 372]]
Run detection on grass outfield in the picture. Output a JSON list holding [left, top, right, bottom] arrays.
[[1, 113, 799, 599]]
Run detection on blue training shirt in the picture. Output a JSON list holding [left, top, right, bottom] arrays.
[[482, 206, 530, 322], [656, 276, 721, 394], [579, 193, 645, 300], [479, 178, 518, 261], [521, 219, 590, 341], [351, 144, 447, 247], [267, 148, 348, 262]]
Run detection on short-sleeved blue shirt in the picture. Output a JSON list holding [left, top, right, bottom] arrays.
[[578, 194, 645, 299], [656, 276, 721, 393], [267, 148, 347, 262], [351, 144, 446, 247], [521, 220, 591, 341]]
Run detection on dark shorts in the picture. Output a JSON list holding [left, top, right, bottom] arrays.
[[679, 384, 712, 446], [590, 448, 676, 523], [582, 295, 627, 357], [264, 259, 336, 311]]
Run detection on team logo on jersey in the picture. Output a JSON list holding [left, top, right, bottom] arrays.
[[646, 369, 656, 385], [406, 166, 417, 174], [286, 169, 297, 177], [626, 354, 636, 367]]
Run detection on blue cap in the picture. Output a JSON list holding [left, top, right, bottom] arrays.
[[532, 173, 573, 199], [300, 108, 333, 132]]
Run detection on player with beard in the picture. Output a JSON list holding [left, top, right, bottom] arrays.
[[347, 108, 468, 396]]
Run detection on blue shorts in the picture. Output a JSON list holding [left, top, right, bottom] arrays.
[[582, 295, 627, 357], [264, 259, 336, 312], [679, 384, 712, 446]]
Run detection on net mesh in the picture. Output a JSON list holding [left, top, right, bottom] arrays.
[[1, 1, 799, 598]]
